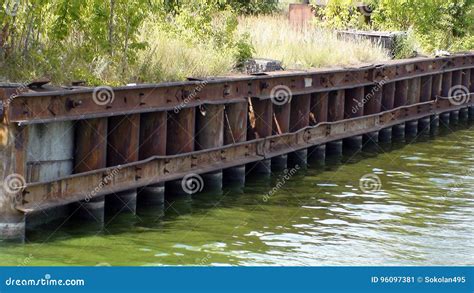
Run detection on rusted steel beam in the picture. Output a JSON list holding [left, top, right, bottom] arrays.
[[380, 82, 395, 142], [289, 94, 311, 166], [106, 114, 140, 214], [248, 98, 273, 174], [441, 72, 454, 124], [419, 76, 433, 133], [344, 87, 365, 149], [223, 102, 248, 186], [6, 53, 474, 124], [138, 111, 167, 205], [326, 90, 345, 155], [165, 107, 195, 195], [308, 92, 328, 161], [406, 77, 421, 136], [364, 83, 383, 143], [17, 95, 474, 214], [431, 74, 442, 100], [272, 102, 291, 170], [73, 118, 108, 222], [195, 104, 225, 191]]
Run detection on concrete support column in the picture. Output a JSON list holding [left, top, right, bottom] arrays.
[[272, 102, 291, 171], [247, 98, 273, 175], [223, 102, 248, 187], [106, 114, 140, 215], [73, 118, 108, 223], [288, 94, 311, 167], [195, 104, 224, 192], [326, 90, 345, 156], [138, 112, 167, 206], [309, 92, 328, 162], [166, 108, 196, 196], [344, 87, 364, 150]]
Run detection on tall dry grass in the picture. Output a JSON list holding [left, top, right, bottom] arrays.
[[238, 15, 390, 70]]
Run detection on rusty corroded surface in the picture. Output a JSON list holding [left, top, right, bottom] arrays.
[[16, 95, 474, 213]]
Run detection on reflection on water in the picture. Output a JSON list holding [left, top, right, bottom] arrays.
[[0, 123, 473, 266]]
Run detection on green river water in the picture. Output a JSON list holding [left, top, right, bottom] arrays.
[[0, 123, 473, 266]]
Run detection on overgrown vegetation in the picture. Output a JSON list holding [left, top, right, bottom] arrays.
[[314, 0, 474, 55]]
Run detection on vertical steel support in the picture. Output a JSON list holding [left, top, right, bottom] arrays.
[[138, 112, 167, 206], [406, 77, 421, 137], [247, 98, 273, 175], [326, 90, 345, 156], [288, 94, 310, 167], [106, 114, 140, 215], [308, 92, 328, 161], [460, 70, 471, 121], [419, 76, 432, 133], [0, 121, 27, 242], [195, 104, 225, 192], [393, 80, 409, 139], [166, 108, 196, 196], [272, 102, 291, 170], [469, 69, 474, 120], [223, 102, 248, 187], [450, 71, 463, 123], [363, 84, 383, 143], [440, 72, 453, 125], [380, 82, 396, 142], [431, 74, 443, 133], [73, 118, 108, 223], [344, 87, 364, 150]]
